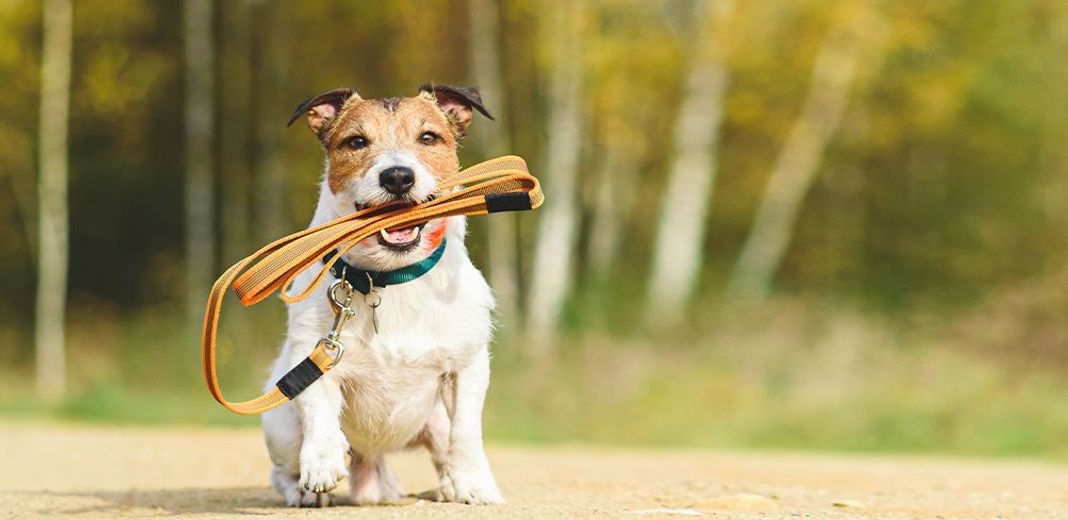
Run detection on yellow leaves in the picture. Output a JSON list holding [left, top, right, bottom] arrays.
[[0, 2, 36, 69], [82, 46, 163, 114], [911, 76, 968, 130], [73, 0, 174, 157], [74, 0, 156, 38]]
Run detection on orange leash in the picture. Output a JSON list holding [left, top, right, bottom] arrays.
[[202, 156, 543, 415]]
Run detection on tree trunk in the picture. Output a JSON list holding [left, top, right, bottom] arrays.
[[727, 13, 865, 304], [220, 0, 252, 263], [524, 0, 584, 352], [254, 0, 288, 243], [184, 0, 215, 330], [646, 0, 732, 322], [35, 0, 72, 402], [587, 136, 638, 276], [468, 0, 520, 333]]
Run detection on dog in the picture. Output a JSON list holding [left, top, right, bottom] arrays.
[[260, 85, 504, 507]]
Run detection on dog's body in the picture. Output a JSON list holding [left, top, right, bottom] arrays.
[[261, 86, 503, 507]]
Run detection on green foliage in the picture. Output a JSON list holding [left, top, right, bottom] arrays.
[[2, 303, 1065, 457], [485, 302, 1068, 457]]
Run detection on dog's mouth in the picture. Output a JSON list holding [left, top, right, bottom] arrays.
[[354, 198, 433, 252], [376, 224, 422, 251]]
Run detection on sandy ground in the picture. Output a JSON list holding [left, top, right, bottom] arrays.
[[0, 422, 1064, 519]]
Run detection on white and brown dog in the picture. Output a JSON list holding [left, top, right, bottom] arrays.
[[261, 85, 503, 507]]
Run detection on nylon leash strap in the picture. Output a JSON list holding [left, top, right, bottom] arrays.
[[202, 155, 543, 415]]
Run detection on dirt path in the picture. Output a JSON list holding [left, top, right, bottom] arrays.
[[0, 422, 1064, 519]]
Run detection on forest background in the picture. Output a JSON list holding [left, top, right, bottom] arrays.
[[1, 0, 1065, 457]]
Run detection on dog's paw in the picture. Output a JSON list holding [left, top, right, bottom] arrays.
[[300, 457, 348, 494], [299, 435, 349, 494], [438, 464, 505, 505]]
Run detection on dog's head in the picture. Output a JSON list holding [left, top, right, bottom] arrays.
[[289, 85, 492, 269]]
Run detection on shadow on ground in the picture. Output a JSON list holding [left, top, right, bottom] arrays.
[[5, 488, 279, 516], [6, 487, 440, 517]]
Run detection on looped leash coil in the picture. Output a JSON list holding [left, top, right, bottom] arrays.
[[202, 155, 543, 415]]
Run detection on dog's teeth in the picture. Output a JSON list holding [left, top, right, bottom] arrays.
[[379, 229, 390, 240]]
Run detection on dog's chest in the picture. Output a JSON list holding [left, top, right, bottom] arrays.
[[339, 281, 485, 371], [323, 273, 489, 450]]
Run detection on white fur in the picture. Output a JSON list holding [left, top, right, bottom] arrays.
[[261, 157, 504, 508]]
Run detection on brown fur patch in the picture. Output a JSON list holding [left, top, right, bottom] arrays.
[[322, 96, 460, 194]]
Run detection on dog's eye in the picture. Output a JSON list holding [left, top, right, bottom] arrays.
[[419, 131, 442, 146], [344, 135, 369, 149]]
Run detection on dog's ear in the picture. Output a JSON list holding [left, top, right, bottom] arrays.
[[287, 87, 360, 137], [419, 84, 494, 136]]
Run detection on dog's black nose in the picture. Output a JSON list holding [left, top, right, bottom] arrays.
[[379, 166, 415, 196]]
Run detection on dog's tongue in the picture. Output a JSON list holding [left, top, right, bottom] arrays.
[[381, 225, 420, 244]]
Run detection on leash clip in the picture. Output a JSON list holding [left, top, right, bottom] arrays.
[[321, 277, 356, 367]]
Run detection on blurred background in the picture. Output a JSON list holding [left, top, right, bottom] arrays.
[[1, 0, 1065, 457]]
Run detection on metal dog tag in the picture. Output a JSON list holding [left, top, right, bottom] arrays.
[[365, 274, 381, 334]]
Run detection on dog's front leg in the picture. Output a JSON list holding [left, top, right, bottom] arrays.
[[439, 347, 504, 504], [289, 341, 349, 495]]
